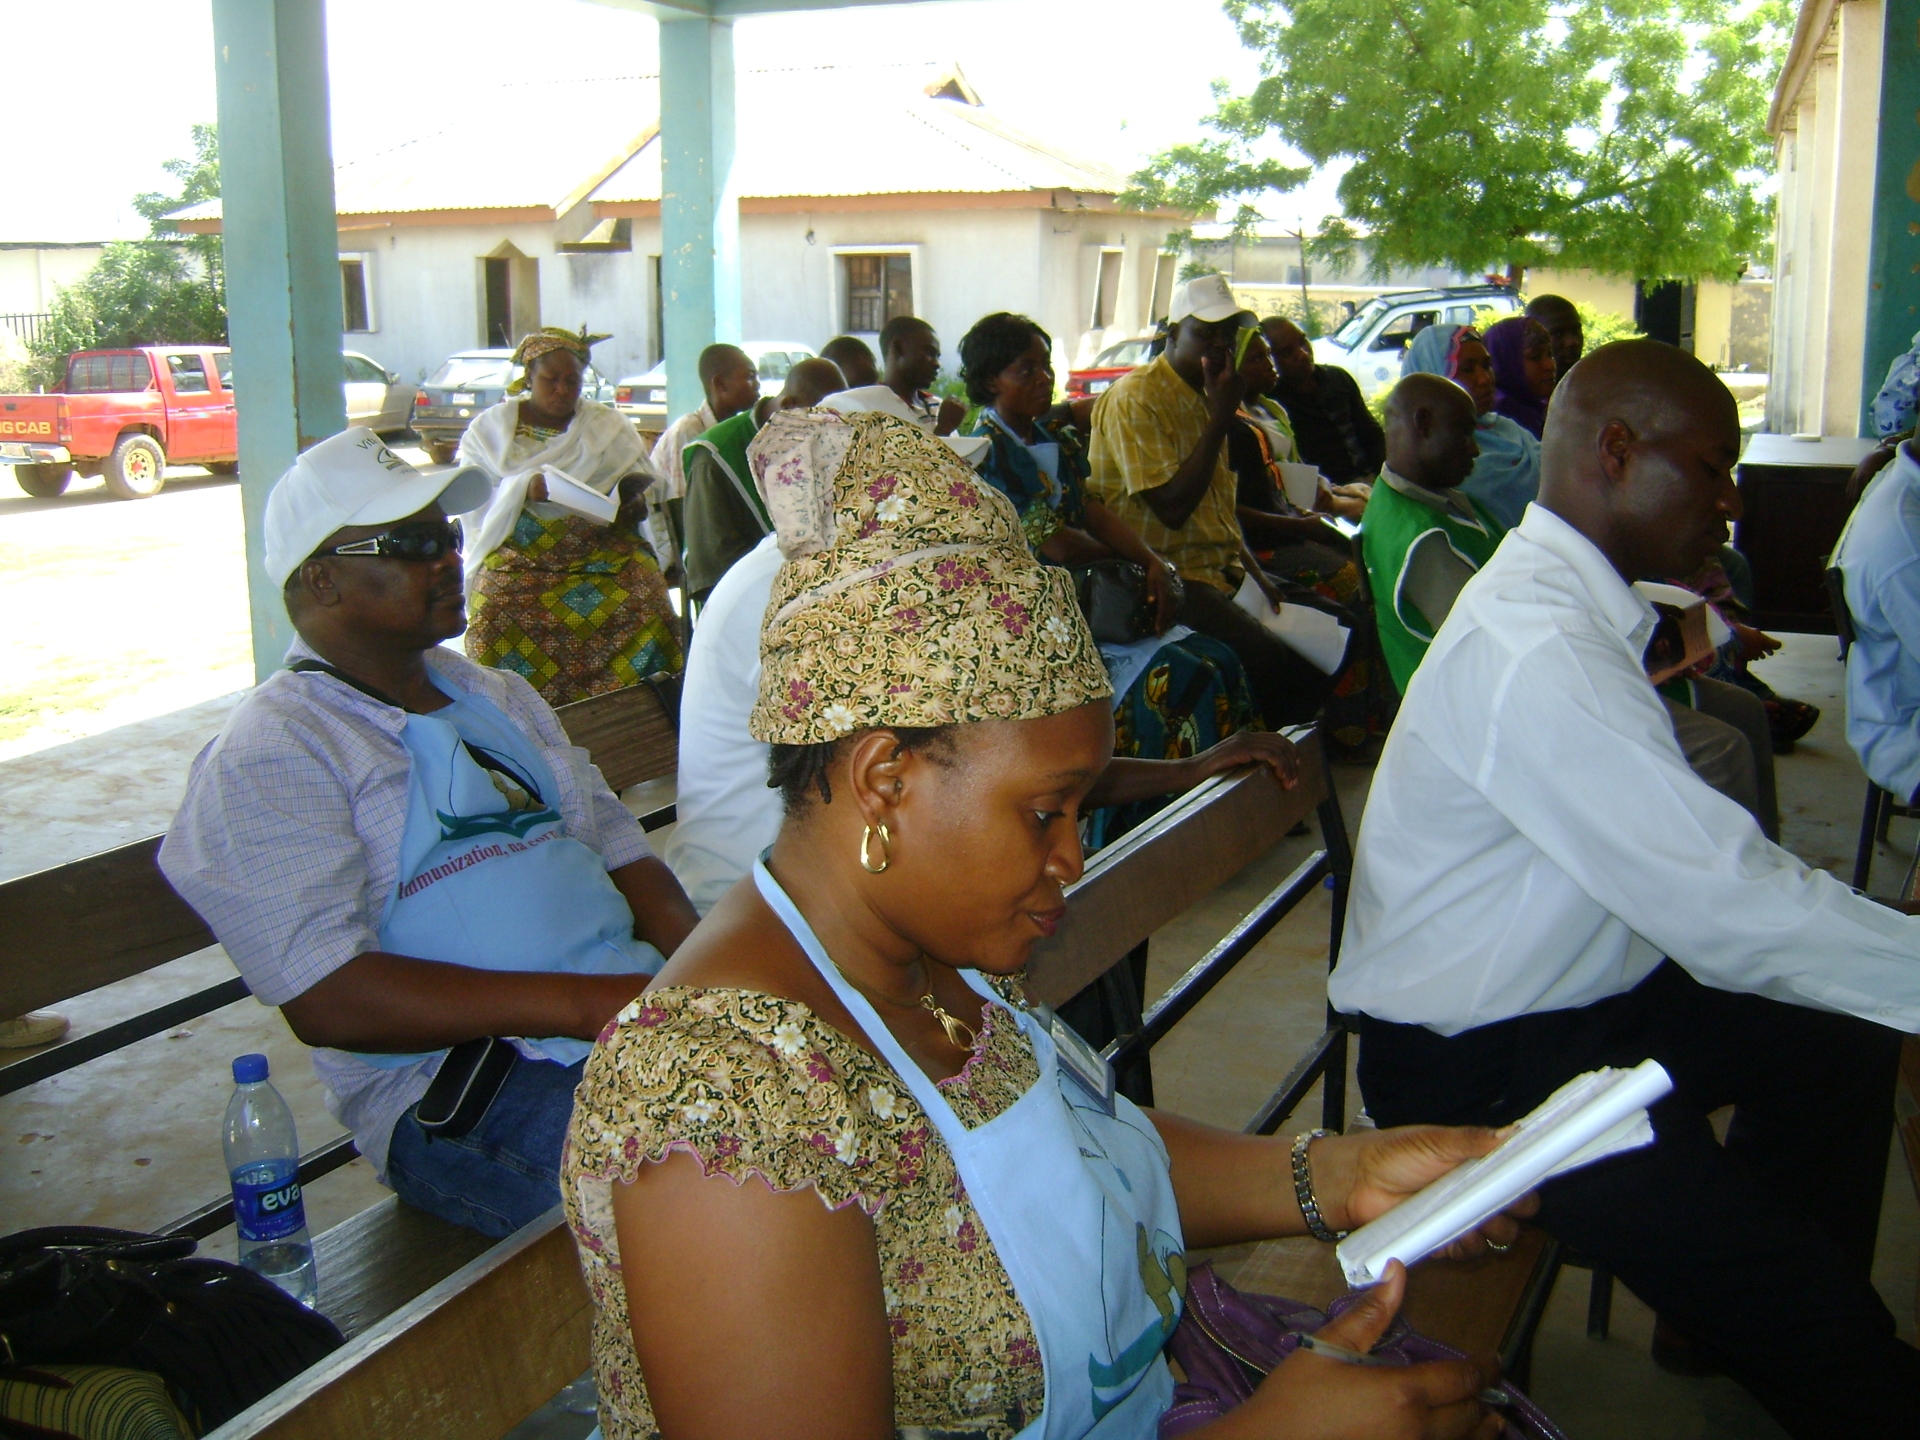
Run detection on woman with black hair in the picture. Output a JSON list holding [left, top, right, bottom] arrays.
[[958, 312, 1262, 842]]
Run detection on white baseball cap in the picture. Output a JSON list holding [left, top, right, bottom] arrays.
[[264, 428, 494, 587], [1168, 273, 1243, 325]]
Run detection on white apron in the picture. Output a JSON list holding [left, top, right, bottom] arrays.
[[353, 689, 663, 1071], [753, 859, 1184, 1439]]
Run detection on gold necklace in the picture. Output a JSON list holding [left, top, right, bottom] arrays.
[[920, 993, 979, 1050], [843, 967, 979, 1050]]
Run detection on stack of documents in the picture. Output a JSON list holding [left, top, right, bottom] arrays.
[[1337, 1059, 1673, 1286]]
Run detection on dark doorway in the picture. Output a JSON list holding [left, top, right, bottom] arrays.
[[484, 258, 511, 348], [1635, 281, 1697, 353]]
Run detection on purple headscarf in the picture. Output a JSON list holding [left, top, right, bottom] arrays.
[[1483, 316, 1549, 439]]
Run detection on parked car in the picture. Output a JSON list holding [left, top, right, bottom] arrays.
[[1065, 336, 1156, 399], [343, 350, 412, 433], [0, 346, 237, 499], [1310, 285, 1522, 397], [412, 349, 615, 464], [613, 341, 818, 434]]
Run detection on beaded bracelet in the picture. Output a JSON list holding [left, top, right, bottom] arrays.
[[1291, 1128, 1348, 1243]]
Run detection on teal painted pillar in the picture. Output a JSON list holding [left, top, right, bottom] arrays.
[[1861, 0, 1920, 434], [658, 15, 740, 423], [212, 0, 346, 680]]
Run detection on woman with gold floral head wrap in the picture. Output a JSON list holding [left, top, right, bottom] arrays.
[[456, 325, 681, 705], [562, 412, 1534, 1440]]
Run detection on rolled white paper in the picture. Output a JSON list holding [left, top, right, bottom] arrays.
[[1336, 1059, 1673, 1287]]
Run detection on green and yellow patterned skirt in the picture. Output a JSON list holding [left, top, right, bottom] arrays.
[[466, 508, 683, 707]]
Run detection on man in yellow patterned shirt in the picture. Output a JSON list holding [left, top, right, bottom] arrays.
[[1088, 274, 1341, 727]]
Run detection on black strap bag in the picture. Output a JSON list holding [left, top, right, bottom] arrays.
[[1075, 560, 1184, 645], [0, 1227, 344, 1434]]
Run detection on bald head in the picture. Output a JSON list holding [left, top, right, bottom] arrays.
[[1384, 373, 1479, 491], [1538, 339, 1740, 581], [780, 357, 846, 411]]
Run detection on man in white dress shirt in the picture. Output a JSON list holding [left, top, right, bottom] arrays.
[[1332, 341, 1920, 1436]]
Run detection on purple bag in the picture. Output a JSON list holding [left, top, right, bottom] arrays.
[[1160, 1263, 1567, 1439]]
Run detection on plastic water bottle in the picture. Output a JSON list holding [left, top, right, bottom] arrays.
[[224, 1053, 318, 1307]]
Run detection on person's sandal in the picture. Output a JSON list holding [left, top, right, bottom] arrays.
[[1765, 698, 1820, 754]]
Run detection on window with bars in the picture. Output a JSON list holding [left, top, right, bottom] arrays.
[[66, 353, 154, 393], [841, 253, 913, 333]]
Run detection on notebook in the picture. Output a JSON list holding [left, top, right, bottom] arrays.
[[538, 466, 619, 524]]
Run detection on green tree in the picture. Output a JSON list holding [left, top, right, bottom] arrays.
[[1127, 0, 1790, 285], [22, 125, 224, 389]]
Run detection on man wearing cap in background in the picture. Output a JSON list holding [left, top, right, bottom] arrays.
[[1088, 274, 1349, 730], [161, 428, 699, 1238]]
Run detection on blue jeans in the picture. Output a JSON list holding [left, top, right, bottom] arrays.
[[385, 1055, 585, 1237]]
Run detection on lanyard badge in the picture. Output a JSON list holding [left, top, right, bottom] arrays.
[[1030, 1001, 1117, 1115]]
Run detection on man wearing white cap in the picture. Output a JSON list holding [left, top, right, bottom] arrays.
[[162, 428, 699, 1237], [1087, 275, 1348, 729]]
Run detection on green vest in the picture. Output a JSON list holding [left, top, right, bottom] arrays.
[[1361, 477, 1504, 694]]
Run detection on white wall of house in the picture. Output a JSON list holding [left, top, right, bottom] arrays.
[[334, 222, 659, 387], [0, 245, 110, 317], [329, 202, 1174, 401], [1767, 0, 1883, 436]]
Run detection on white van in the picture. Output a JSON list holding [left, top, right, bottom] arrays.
[[1310, 286, 1522, 397]]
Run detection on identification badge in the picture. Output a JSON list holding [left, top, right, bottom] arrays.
[[1031, 1001, 1117, 1115]]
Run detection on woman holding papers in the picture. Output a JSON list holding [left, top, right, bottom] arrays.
[[563, 414, 1560, 1440], [459, 326, 682, 705]]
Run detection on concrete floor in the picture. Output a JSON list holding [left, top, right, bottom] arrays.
[[3, 631, 1915, 1439]]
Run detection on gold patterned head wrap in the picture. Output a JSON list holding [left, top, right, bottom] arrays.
[[746, 411, 1111, 744], [506, 325, 610, 394]]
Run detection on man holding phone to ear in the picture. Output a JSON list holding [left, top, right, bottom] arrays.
[[163, 428, 698, 1237]]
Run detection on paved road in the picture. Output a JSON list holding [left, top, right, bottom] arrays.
[[0, 465, 251, 761]]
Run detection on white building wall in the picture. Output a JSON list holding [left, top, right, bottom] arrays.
[[1768, 0, 1883, 435], [336, 203, 1173, 400], [0, 245, 110, 316]]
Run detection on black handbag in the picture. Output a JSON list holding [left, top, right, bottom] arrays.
[[0, 1227, 344, 1434], [1075, 560, 1183, 645]]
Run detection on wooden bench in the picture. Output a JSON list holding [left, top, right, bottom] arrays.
[[0, 677, 681, 1353]]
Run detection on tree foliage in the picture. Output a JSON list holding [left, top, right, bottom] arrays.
[[22, 125, 224, 390], [1126, 0, 1790, 283]]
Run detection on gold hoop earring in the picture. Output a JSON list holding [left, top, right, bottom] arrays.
[[860, 822, 891, 874]]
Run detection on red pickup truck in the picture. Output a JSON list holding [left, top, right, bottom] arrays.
[[0, 345, 237, 500]]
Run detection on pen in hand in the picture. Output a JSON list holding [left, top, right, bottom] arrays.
[[1296, 1331, 1511, 1407]]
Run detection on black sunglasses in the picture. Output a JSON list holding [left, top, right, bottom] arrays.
[[318, 518, 462, 563]]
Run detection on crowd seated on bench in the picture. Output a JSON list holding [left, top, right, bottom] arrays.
[[115, 296, 1920, 1440]]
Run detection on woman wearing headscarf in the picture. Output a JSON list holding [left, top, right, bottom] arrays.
[[956, 313, 1261, 838], [1480, 316, 1556, 440], [458, 326, 682, 705], [562, 410, 1537, 1440], [1401, 322, 1540, 531]]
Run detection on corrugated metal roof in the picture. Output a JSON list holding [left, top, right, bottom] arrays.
[[592, 66, 1126, 202], [170, 65, 1127, 225]]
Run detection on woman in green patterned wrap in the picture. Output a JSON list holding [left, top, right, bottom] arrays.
[[458, 327, 682, 706]]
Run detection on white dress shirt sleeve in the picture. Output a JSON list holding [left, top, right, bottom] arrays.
[[1468, 626, 1920, 1030]]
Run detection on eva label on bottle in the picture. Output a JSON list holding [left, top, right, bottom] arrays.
[[231, 1167, 306, 1243]]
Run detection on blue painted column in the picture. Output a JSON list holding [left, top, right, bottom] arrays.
[[212, 0, 347, 680], [1861, 0, 1920, 434], [658, 15, 740, 423]]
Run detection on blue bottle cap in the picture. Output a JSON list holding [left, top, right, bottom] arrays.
[[232, 1053, 270, 1084]]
